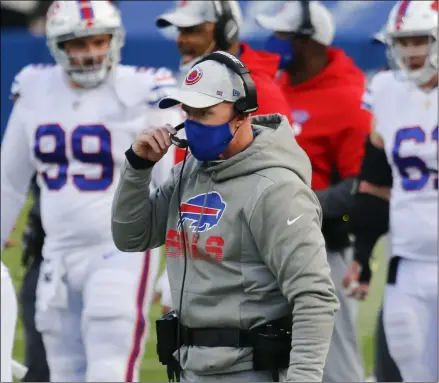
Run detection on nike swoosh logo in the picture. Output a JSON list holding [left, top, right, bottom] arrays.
[[287, 214, 304, 226]]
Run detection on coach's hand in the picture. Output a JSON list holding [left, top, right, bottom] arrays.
[[342, 260, 370, 300], [132, 125, 176, 162]]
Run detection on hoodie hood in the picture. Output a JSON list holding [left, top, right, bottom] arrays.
[[204, 114, 312, 186], [240, 43, 281, 81], [239, 43, 294, 123], [323, 48, 365, 89], [280, 47, 365, 92]]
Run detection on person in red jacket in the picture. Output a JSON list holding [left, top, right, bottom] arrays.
[[257, 2, 371, 382]]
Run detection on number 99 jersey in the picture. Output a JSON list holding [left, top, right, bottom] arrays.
[[362, 70, 438, 261], [1, 64, 183, 253]]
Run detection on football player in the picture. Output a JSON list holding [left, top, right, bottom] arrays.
[[0, 1, 182, 381], [344, 1, 438, 381]]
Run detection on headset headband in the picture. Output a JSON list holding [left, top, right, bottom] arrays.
[[193, 51, 258, 114], [298, 0, 315, 37], [212, 1, 239, 51]]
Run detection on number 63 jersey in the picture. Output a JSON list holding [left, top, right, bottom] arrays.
[[363, 70, 438, 262], [1, 64, 183, 253]]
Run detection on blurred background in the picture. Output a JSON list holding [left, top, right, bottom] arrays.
[[1, 1, 397, 381], [1, 0, 395, 137]]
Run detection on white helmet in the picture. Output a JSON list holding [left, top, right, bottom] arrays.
[[46, 1, 125, 88], [385, 0, 438, 85]]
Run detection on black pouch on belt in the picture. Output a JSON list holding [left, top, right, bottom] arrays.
[[156, 310, 179, 365], [252, 316, 292, 380]]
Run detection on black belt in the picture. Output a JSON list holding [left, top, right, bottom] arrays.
[[180, 316, 292, 348], [180, 327, 254, 348]]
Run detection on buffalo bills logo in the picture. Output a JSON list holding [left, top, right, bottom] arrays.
[[178, 192, 226, 233], [185, 67, 203, 85]]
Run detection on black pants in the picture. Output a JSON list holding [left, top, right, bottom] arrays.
[[374, 305, 402, 382], [19, 259, 50, 382]]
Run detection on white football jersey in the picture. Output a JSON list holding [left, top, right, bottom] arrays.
[[1, 261, 9, 279], [1, 64, 183, 254], [362, 71, 438, 262]]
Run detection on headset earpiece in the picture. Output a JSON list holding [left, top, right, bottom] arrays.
[[213, 1, 239, 51], [233, 98, 247, 114]]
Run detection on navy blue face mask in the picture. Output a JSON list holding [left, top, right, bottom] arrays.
[[184, 119, 234, 162], [264, 35, 295, 70]]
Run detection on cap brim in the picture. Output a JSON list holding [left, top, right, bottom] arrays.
[[159, 89, 223, 109], [255, 14, 292, 33], [372, 32, 385, 44], [155, 12, 204, 28]]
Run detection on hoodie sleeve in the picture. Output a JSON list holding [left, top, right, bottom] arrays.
[[248, 176, 339, 382], [111, 159, 178, 252], [1, 100, 35, 251]]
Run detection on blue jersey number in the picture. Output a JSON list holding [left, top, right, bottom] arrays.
[[392, 125, 438, 191], [34, 124, 114, 191]]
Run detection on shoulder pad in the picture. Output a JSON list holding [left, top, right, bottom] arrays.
[[143, 67, 178, 106], [366, 70, 395, 96], [10, 64, 56, 102], [113, 65, 178, 108]]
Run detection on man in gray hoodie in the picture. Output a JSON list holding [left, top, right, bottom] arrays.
[[111, 52, 339, 382]]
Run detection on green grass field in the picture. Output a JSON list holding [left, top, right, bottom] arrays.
[[2, 199, 388, 381]]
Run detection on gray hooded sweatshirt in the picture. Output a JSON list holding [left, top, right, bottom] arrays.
[[111, 114, 339, 382]]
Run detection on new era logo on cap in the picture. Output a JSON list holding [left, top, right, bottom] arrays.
[[185, 67, 203, 85]]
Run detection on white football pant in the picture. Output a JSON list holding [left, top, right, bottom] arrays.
[[383, 258, 438, 382], [35, 245, 161, 382], [1, 265, 18, 382]]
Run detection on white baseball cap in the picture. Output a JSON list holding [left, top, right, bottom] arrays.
[[255, 1, 335, 47], [156, 0, 242, 28], [158, 58, 245, 109]]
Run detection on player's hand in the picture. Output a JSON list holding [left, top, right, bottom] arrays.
[[132, 125, 176, 163], [342, 260, 370, 300]]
